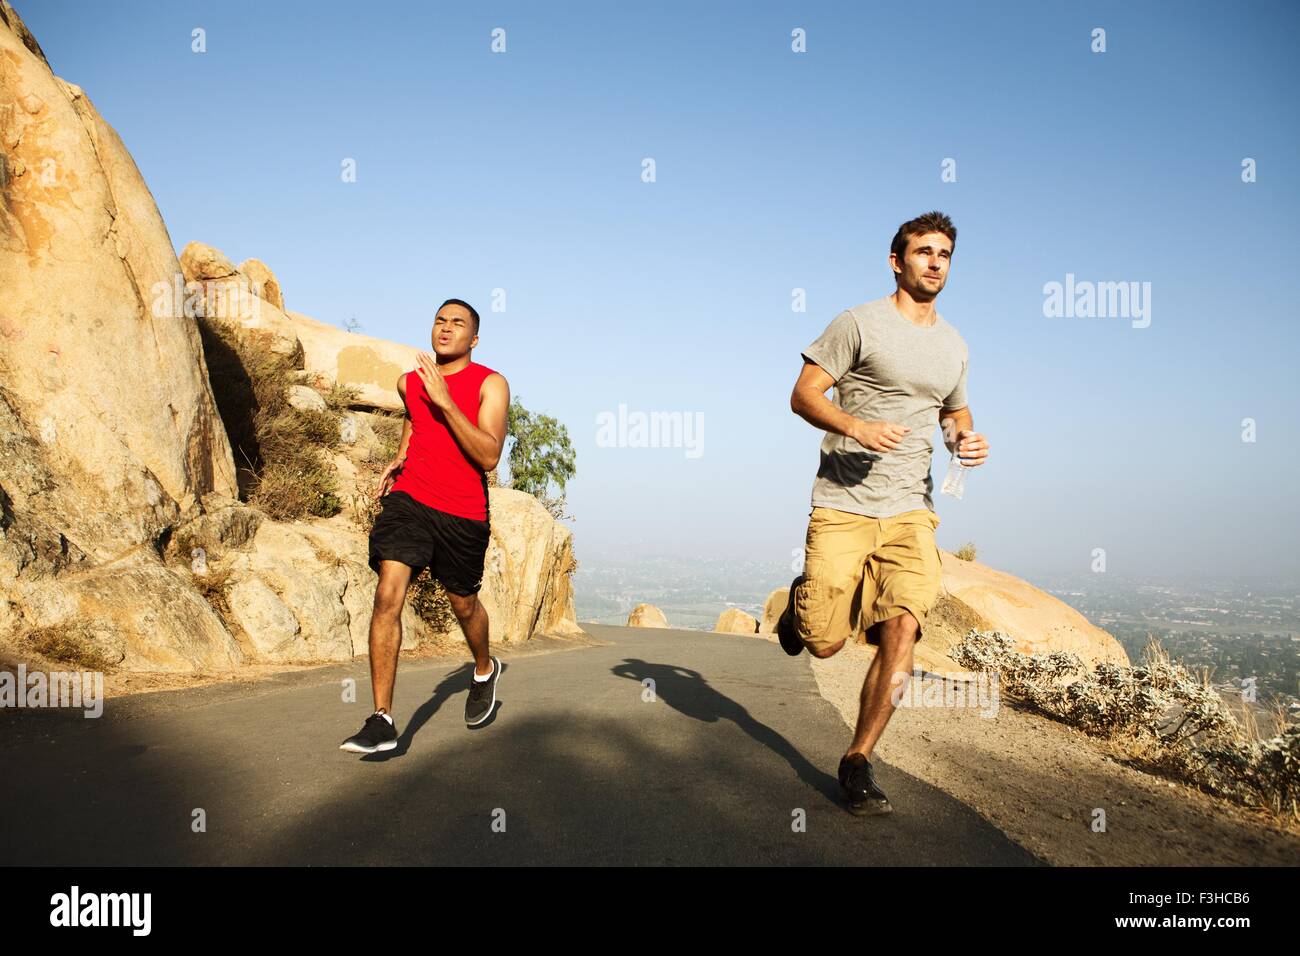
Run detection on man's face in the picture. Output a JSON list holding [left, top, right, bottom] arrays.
[[891, 231, 953, 299], [432, 304, 478, 357]]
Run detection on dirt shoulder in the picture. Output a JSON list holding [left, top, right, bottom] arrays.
[[801, 635, 1300, 866]]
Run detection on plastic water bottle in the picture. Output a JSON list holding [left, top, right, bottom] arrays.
[[941, 450, 968, 499]]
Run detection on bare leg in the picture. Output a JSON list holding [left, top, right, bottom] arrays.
[[846, 611, 919, 759], [446, 591, 491, 676], [369, 560, 413, 712], [808, 636, 846, 659]]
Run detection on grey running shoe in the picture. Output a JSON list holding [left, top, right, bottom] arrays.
[[838, 753, 893, 816], [465, 656, 501, 726], [340, 710, 398, 753]]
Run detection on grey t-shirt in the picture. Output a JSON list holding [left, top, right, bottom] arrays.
[[801, 295, 969, 518]]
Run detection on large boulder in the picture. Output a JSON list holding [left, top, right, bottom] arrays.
[[1, 3, 239, 667], [286, 309, 419, 412], [714, 608, 758, 635], [936, 551, 1128, 666], [475, 487, 583, 643], [178, 241, 302, 363], [237, 258, 283, 310], [759, 587, 790, 633], [162, 496, 430, 662], [627, 604, 668, 628]]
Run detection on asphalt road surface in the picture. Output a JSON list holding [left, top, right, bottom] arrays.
[[0, 624, 1043, 865]]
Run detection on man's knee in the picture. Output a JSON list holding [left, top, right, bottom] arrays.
[[373, 582, 406, 618], [808, 637, 846, 659], [446, 590, 479, 621], [876, 611, 920, 648]]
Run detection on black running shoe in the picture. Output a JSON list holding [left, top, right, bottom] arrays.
[[340, 710, 398, 754], [776, 576, 804, 656], [465, 656, 501, 727], [838, 753, 893, 816]]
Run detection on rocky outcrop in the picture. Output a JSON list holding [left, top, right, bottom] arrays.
[[178, 241, 302, 363], [1, 3, 239, 666], [237, 258, 283, 310], [0, 7, 583, 672], [714, 608, 758, 635], [286, 309, 420, 412], [476, 488, 584, 643], [161, 497, 425, 663], [179, 242, 421, 414], [759, 587, 790, 633], [627, 604, 668, 628], [937, 552, 1128, 666]]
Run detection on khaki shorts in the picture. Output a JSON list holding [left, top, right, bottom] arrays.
[[794, 506, 942, 655]]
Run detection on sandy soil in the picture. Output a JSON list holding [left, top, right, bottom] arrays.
[[798, 634, 1300, 866]]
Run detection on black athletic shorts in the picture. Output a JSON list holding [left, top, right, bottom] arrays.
[[367, 491, 490, 596]]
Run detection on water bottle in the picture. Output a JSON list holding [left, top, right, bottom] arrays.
[[941, 450, 968, 499]]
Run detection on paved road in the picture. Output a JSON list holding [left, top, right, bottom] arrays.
[[1, 624, 1043, 865]]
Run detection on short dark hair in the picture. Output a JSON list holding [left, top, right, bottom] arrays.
[[890, 211, 957, 261], [437, 297, 480, 332]]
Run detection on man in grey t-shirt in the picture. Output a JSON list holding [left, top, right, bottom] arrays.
[[776, 210, 990, 816]]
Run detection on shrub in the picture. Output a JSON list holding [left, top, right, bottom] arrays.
[[951, 629, 1299, 819]]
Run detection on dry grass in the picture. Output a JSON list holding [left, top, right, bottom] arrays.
[[198, 321, 343, 521], [954, 542, 978, 561], [322, 381, 362, 412], [22, 626, 117, 672], [368, 409, 403, 462], [951, 629, 1300, 822], [409, 575, 457, 634], [190, 563, 235, 621]]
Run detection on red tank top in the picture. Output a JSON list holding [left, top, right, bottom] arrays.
[[389, 361, 496, 520]]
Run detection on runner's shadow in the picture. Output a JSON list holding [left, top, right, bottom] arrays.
[[611, 658, 839, 803], [364, 662, 476, 761]]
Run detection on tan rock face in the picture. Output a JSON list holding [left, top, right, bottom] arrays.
[[715, 608, 758, 634], [286, 309, 421, 412], [179, 241, 236, 281], [474, 487, 583, 643], [759, 587, 790, 633], [627, 604, 668, 628], [162, 497, 428, 663], [237, 258, 283, 310], [178, 243, 303, 364], [0, 16, 239, 562], [938, 551, 1129, 667], [0, 5, 240, 667]]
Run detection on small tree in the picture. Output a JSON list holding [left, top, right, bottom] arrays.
[[506, 397, 575, 519]]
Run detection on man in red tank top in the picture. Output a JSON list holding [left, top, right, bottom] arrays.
[[341, 299, 511, 753]]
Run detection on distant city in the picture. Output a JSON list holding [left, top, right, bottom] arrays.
[[573, 559, 1300, 710]]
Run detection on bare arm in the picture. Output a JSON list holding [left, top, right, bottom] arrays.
[[789, 360, 912, 452]]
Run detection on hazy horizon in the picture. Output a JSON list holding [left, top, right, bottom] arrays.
[[23, 0, 1300, 586]]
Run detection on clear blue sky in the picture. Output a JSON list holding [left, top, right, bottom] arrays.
[[23, 0, 1300, 585]]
